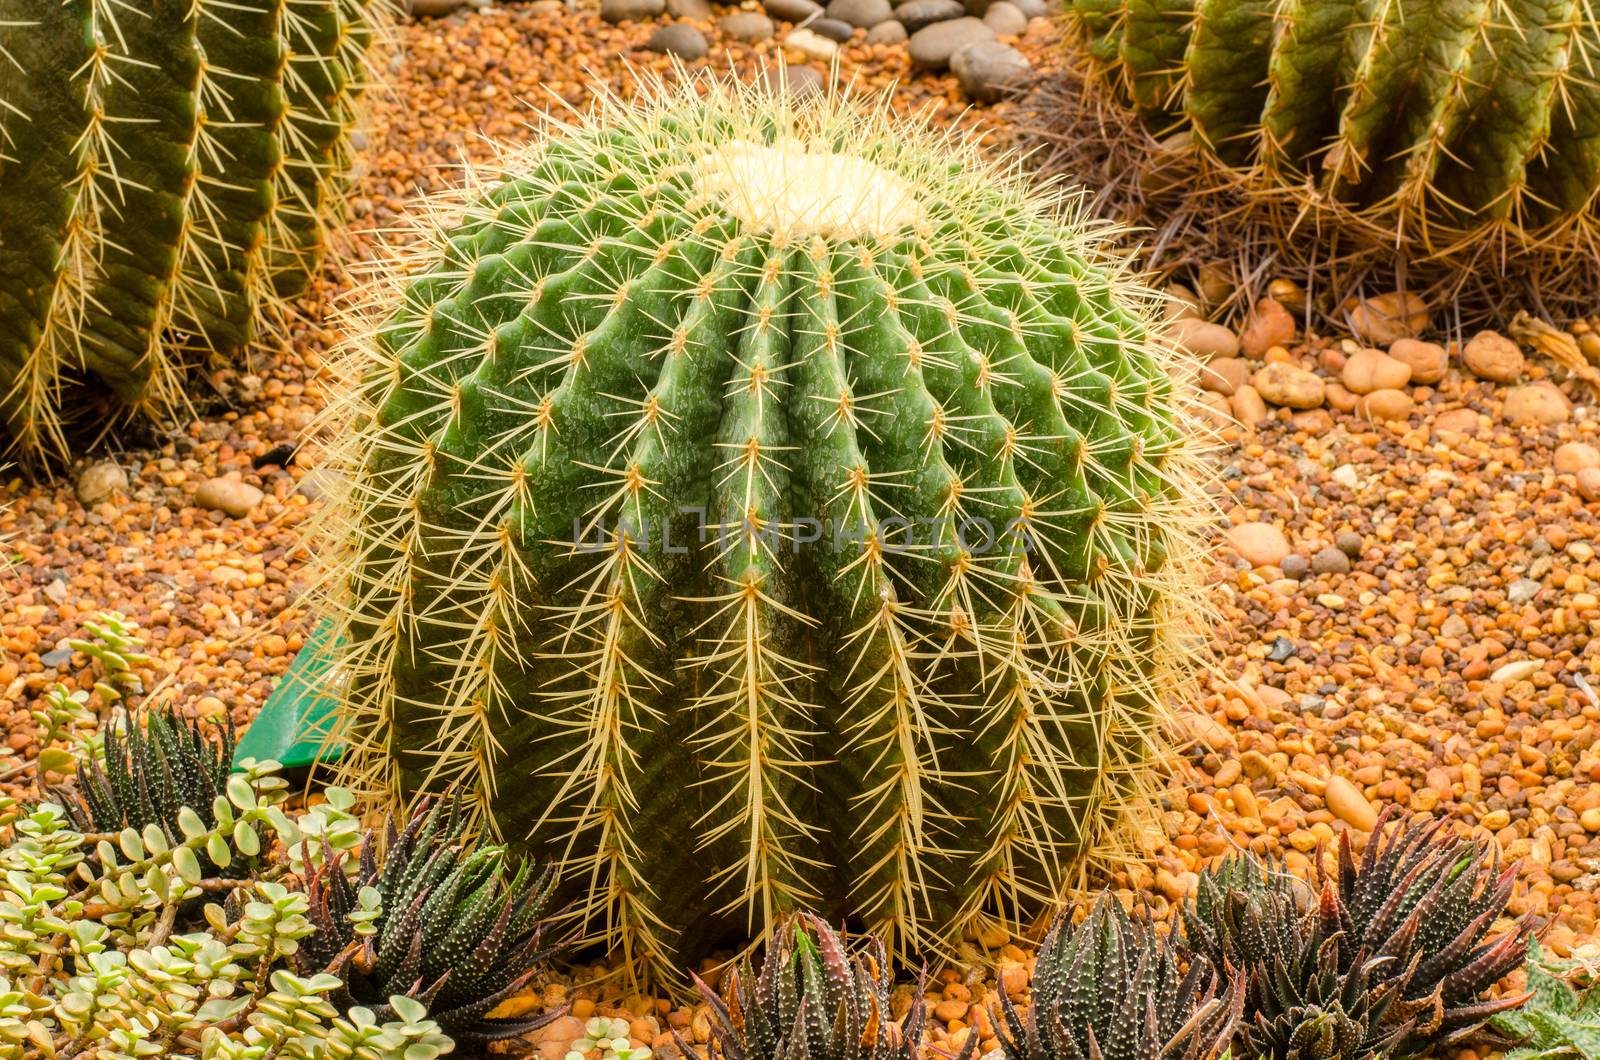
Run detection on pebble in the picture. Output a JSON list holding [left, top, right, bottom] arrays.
[[1230, 385, 1269, 426], [809, 16, 855, 39], [1554, 442, 1600, 474], [1463, 330, 1525, 382], [783, 26, 840, 59], [826, 0, 892, 26], [1343, 291, 1430, 345], [1170, 319, 1240, 360], [1356, 388, 1414, 422], [194, 476, 264, 518], [601, 0, 665, 21], [76, 461, 128, 506], [1225, 522, 1291, 568], [1199, 358, 1249, 396], [980, 0, 1027, 34], [1508, 578, 1541, 604], [1239, 297, 1296, 359], [1579, 467, 1600, 501], [1250, 362, 1324, 409], [1388, 338, 1448, 384], [1311, 546, 1350, 576], [646, 23, 709, 58], [665, 0, 713, 17], [754, 62, 825, 97], [907, 17, 993, 69], [893, 0, 964, 30], [1325, 775, 1378, 831], [864, 19, 907, 42], [719, 11, 775, 39], [764, 0, 823, 20], [950, 40, 1031, 101], [1504, 383, 1572, 426], [1340, 348, 1411, 395]]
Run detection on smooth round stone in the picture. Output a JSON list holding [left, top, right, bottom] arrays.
[[864, 17, 906, 42], [950, 39, 1030, 100], [827, 0, 892, 25], [764, 0, 823, 20], [1008, 0, 1044, 15], [720, 10, 775, 38], [666, 0, 714, 17], [809, 16, 855, 38], [892, 0, 963, 32], [981, 0, 1027, 33], [784, 25, 840, 56], [646, 22, 710, 57], [753, 62, 826, 97], [907, 16, 992, 68], [601, 0, 664, 21]]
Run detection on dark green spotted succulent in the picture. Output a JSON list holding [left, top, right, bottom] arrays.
[[0, 0, 390, 464], [58, 706, 237, 846], [1186, 811, 1531, 1059], [688, 913, 931, 1060], [296, 796, 562, 1046], [996, 893, 1241, 1060]]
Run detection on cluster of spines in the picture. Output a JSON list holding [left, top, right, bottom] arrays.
[[0, 0, 394, 465], [312, 74, 1216, 986], [1061, 0, 1600, 276]]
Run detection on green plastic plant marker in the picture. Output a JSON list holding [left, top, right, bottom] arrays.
[[232, 617, 345, 771]]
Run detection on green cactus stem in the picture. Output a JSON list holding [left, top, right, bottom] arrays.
[[315, 75, 1214, 985]]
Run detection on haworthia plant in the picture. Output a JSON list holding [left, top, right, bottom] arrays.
[[0, 0, 392, 465], [316, 75, 1213, 983], [1062, 0, 1600, 261]]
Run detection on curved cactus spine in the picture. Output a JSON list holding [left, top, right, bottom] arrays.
[[1054, 0, 1600, 313], [314, 75, 1213, 985]]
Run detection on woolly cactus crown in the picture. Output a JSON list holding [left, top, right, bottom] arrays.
[[315, 74, 1212, 983]]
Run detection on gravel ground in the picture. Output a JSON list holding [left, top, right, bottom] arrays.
[[2, 4, 1596, 1058]]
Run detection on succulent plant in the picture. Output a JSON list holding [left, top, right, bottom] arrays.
[[688, 913, 928, 1060], [1186, 813, 1531, 1059], [1040, 0, 1600, 316], [297, 796, 562, 1044], [996, 893, 1240, 1060], [0, 747, 453, 1058], [316, 72, 1212, 980], [0, 0, 392, 465], [59, 707, 238, 847], [1492, 937, 1600, 1059]]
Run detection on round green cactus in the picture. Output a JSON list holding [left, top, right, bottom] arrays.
[[1052, 0, 1600, 309], [0, 0, 391, 465], [318, 76, 1212, 981]]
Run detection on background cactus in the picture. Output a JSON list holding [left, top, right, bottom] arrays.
[[0, 0, 392, 465], [1037, 0, 1600, 318], [316, 75, 1212, 982]]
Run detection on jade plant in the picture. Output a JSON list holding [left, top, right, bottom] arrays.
[[995, 893, 1240, 1060], [0, 764, 455, 1057], [315, 73, 1213, 980], [1042, 0, 1600, 315], [0, 0, 392, 464]]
